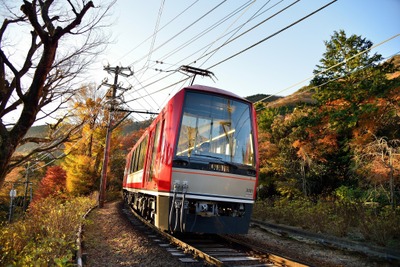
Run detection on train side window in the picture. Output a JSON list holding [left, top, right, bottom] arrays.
[[138, 135, 149, 171], [130, 150, 136, 174], [149, 121, 162, 181]]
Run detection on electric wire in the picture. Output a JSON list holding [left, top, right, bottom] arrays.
[[128, 0, 288, 94], [122, 75, 160, 113], [255, 33, 400, 105], [124, 76, 192, 105], [129, 0, 228, 68], [199, 0, 273, 67], [137, 0, 166, 81], [111, 0, 200, 66], [124, 0, 255, 105], [123, 0, 325, 105], [196, 0, 299, 67], [207, 0, 337, 70], [152, 0, 254, 68]]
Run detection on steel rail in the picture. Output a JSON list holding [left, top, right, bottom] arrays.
[[127, 205, 224, 266]]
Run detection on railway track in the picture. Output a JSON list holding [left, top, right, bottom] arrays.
[[122, 203, 308, 266]]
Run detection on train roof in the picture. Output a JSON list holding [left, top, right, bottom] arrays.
[[181, 85, 250, 103]]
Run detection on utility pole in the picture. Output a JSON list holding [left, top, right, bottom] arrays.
[[22, 162, 30, 212], [98, 65, 133, 208]]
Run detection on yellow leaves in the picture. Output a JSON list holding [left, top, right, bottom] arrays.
[[64, 154, 97, 195], [1, 197, 96, 266]]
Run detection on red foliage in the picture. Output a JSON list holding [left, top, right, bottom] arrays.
[[121, 129, 145, 152], [32, 166, 67, 203]]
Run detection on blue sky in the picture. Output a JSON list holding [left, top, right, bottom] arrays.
[[93, 0, 399, 117]]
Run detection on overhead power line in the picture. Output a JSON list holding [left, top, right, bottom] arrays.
[[138, 0, 167, 81], [255, 32, 400, 105], [207, 0, 338, 70], [199, 0, 272, 67], [126, 0, 292, 96], [112, 0, 200, 65], [123, 0, 332, 106], [198, 0, 295, 67], [152, 0, 255, 68], [129, 0, 228, 67], [132, 0, 285, 85]]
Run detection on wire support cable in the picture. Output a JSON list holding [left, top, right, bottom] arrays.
[[137, 0, 167, 81]]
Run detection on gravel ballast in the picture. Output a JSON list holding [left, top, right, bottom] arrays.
[[83, 201, 187, 267]]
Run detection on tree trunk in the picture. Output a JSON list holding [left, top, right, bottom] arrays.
[[0, 43, 57, 186]]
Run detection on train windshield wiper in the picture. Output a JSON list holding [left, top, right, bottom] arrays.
[[192, 153, 223, 160]]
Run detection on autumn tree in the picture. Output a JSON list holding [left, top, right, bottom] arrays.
[[32, 165, 67, 203], [311, 30, 397, 132], [310, 30, 399, 187], [257, 30, 399, 199], [61, 84, 134, 195], [0, 0, 115, 187], [61, 84, 106, 195], [312, 30, 392, 102], [353, 136, 400, 207]]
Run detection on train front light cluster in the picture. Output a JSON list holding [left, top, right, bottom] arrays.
[[193, 202, 246, 217]]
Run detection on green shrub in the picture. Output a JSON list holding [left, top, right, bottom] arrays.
[[0, 196, 96, 266], [359, 206, 400, 247]]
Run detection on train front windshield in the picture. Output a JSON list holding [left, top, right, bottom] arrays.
[[175, 91, 255, 167]]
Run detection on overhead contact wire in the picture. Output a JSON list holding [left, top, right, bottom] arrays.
[[207, 0, 337, 70]]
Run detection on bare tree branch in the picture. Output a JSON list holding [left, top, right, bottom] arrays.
[[0, 0, 114, 186]]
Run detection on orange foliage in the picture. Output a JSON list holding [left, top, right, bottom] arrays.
[[292, 139, 315, 162], [258, 132, 277, 167], [32, 166, 67, 203], [366, 157, 399, 185], [317, 134, 338, 153], [324, 99, 351, 111]]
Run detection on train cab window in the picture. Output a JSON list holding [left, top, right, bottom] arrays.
[[175, 91, 255, 167]]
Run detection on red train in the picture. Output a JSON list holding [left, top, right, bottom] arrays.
[[122, 85, 259, 234]]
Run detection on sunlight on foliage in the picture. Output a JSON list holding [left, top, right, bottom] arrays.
[[0, 196, 96, 266]]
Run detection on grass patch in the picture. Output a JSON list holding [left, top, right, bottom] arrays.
[[253, 197, 400, 248]]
